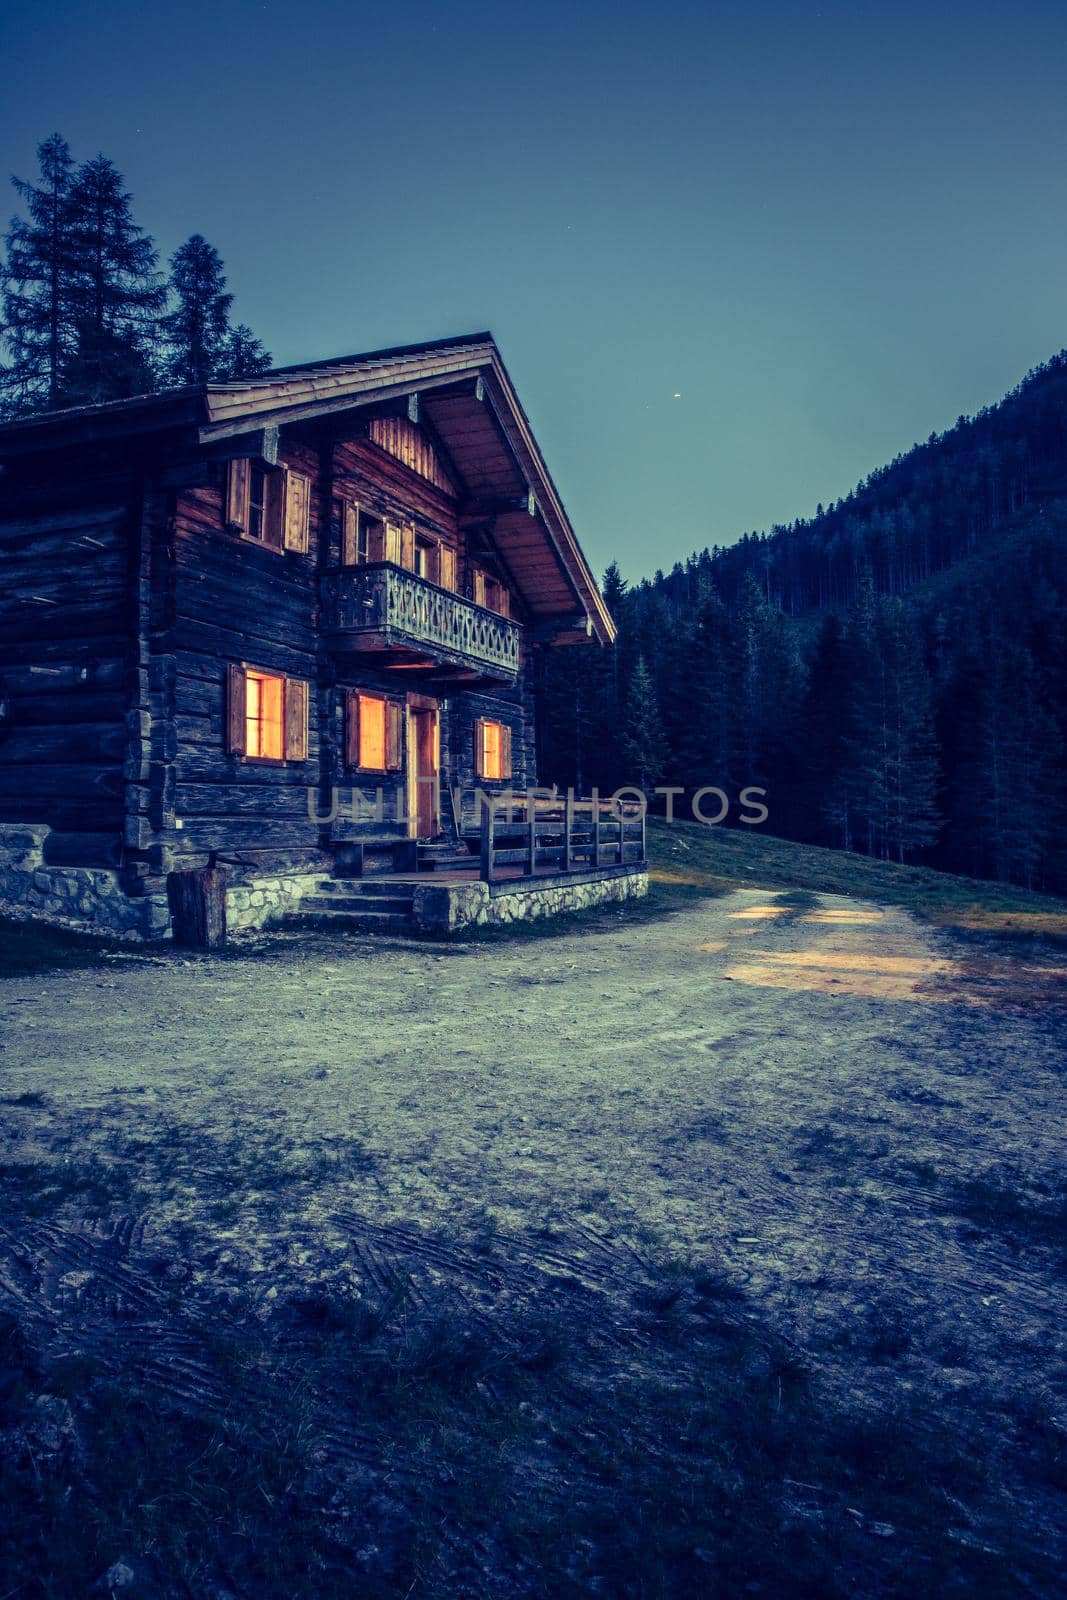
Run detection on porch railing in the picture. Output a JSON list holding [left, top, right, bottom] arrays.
[[478, 794, 647, 882]]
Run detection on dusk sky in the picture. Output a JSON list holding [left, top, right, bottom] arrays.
[[2, 0, 1066, 581]]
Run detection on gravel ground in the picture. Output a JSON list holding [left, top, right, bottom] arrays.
[[1, 886, 1065, 1589]]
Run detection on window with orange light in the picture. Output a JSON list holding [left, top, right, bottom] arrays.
[[358, 693, 387, 771], [245, 670, 285, 760], [477, 718, 510, 781]]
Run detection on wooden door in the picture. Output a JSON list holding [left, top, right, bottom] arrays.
[[410, 705, 439, 838]]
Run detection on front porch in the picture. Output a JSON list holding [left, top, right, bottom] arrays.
[[292, 860, 649, 936], [294, 795, 649, 935]]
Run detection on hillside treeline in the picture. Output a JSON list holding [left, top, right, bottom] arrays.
[[542, 354, 1067, 893]]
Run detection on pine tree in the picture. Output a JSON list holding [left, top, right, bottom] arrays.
[[59, 155, 164, 405], [621, 655, 667, 791], [162, 234, 233, 384], [0, 134, 77, 414], [878, 600, 941, 861], [222, 322, 272, 379]]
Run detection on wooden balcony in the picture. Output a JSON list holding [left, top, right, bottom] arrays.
[[319, 563, 521, 681]]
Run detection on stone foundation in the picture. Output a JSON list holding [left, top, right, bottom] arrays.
[[226, 873, 330, 932], [0, 824, 169, 940], [1, 822, 648, 943], [412, 865, 648, 936], [0, 824, 329, 942]]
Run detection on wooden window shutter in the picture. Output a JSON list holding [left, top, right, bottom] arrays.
[[496, 587, 510, 618], [473, 570, 487, 607], [501, 724, 512, 779], [439, 545, 456, 591], [264, 472, 285, 551], [226, 459, 250, 531], [473, 716, 486, 779], [384, 521, 402, 565], [284, 677, 309, 761], [342, 501, 360, 565], [399, 522, 415, 572], [386, 701, 402, 770], [345, 690, 360, 768], [425, 541, 441, 585], [284, 471, 311, 553], [226, 663, 247, 754], [366, 518, 386, 563]]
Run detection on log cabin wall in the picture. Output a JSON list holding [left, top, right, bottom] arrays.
[[169, 439, 322, 873], [0, 452, 141, 868], [443, 649, 536, 825], [0, 401, 543, 902]]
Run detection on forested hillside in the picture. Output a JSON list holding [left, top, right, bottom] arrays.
[[541, 353, 1067, 893]]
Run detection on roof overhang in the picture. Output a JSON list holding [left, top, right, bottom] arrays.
[[0, 333, 614, 644], [199, 337, 614, 644]]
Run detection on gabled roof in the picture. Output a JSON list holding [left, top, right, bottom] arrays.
[[0, 333, 613, 644]]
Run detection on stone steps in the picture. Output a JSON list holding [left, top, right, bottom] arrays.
[[296, 878, 415, 931]]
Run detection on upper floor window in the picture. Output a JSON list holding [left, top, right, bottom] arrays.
[[341, 501, 384, 566], [338, 497, 456, 590], [473, 569, 510, 617], [226, 459, 310, 554], [414, 536, 437, 582]]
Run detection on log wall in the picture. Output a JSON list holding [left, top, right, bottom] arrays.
[[0, 491, 136, 863], [169, 442, 321, 868]]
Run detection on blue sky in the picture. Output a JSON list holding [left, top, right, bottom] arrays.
[[2, 0, 1066, 580]]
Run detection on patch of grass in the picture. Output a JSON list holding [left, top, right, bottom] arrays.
[[0, 1154, 140, 1218], [1, 1239, 1062, 1600], [649, 817, 1067, 942], [0, 1089, 48, 1107]]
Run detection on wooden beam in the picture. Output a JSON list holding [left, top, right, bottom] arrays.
[[201, 425, 279, 465]]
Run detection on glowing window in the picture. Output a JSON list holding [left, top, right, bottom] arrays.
[[480, 719, 504, 780], [245, 670, 285, 760], [359, 694, 387, 771]]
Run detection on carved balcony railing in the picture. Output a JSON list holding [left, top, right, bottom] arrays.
[[319, 563, 521, 680]]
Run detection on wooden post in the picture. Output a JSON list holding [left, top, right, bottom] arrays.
[[480, 799, 494, 882], [528, 798, 537, 876], [640, 804, 646, 864], [565, 790, 574, 872], [593, 798, 601, 869], [167, 865, 228, 948]]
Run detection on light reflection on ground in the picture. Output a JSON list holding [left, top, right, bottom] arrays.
[[698, 890, 1067, 1009]]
